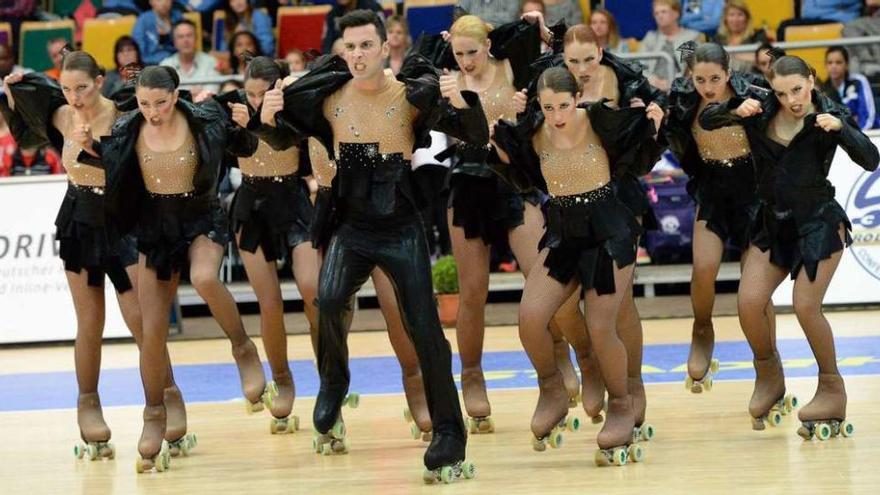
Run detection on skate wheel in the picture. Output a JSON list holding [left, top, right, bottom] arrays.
[[86, 444, 99, 461], [703, 376, 714, 392], [797, 425, 813, 440], [840, 420, 854, 438], [311, 437, 319, 453], [105, 442, 116, 460], [594, 450, 610, 466], [462, 462, 476, 479], [467, 418, 477, 434], [641, 423, 655, 441], [293, 415, 301, 432], [340, 437, 350, 454], [486, 417, 496, 433], [613, 447, 628, 466], [246, 399, 264, 415], [331, 420, 346, 438], [751, 416, 765, 431], [549, 431, 563, 449], [710, 359, 720, 373], [531, 436, 547, 452], [403, 408, 412, 423], [321, 443, 332, 456], [135, 458, 146, 473], [270, 419, 280, 434], [785, 395, 798, 412], [440, 466, 454, 484], [628, 444, 644, 463], [422, 469, 435, 484], [410, 423, 422, 440], [422, 431, 433, 442], [179, 440, 190, 457], [684, 376, 694, 391], [345, 393, 360, 409], [768, 411, 783, 427], [566, 416, 580, 432], [816, 423, 832, 441], [74, 444, 84, 459]]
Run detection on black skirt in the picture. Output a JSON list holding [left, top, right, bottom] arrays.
[[540, 184, 641, 295], [448, 172, 542, 246], [751, 199, 852, 282], [617, 173, 658, 231], [311, 186, 338, 251], [691, 156, 759, 250], [55, 183, 137, 292], [136, 194, 230, 281], [231, 174, 314, 262]]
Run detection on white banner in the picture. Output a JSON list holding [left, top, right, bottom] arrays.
[[772, 134, 880, 306], [0, 176, 128, 344]]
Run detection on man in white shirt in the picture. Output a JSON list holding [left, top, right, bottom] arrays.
[[639, 0, 703, 92], [160, 19, 220, 95]]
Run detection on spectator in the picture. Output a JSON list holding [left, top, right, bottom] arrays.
[[99, 0, 143, 16], [285, 48, 306, 73], [220, 0, 275, 57], [219, 79, 243, 93], [1, 134, 62, 177], [820, 45, 876, 130], [45, 38, 68, 80], [542, 0, 583, 27], [456, 0, 519, 29], [161, 19, 221, 94], [679, 0, 724, 35], [321, 1, 385, 55], [639, 0, 702, 91], [180, 0, 223, 14], [102, 36, 142, 97], [521, 0, 545, 15], [229, 30, 261, 75], [590, 8, 629, 53], [843, 0, 880, 78], [712, 0, 769, 72], [754, 42, 784, 79], [132, 0, 183, 65], [0, 44, 32, 96], [802, 0, 863, 24], [385, 15, 411, 76]]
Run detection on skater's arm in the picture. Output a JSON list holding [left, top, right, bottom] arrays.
[[821, 113, 880, 171], [699, 97, 761, 131]]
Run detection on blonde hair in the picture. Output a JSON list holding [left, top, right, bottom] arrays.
[[717, 0, 755, 42], [450, 15, 493, 42], [652, 0, 681, 15]]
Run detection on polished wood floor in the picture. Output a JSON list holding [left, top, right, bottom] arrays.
[[1, 311, 879, 494]]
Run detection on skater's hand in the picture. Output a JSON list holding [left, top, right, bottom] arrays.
[[440, 69, 468, 109], [815, 113, 842, 132], [734, 98, 763, 118], [260, 79, 284, 127], [629, 97, 646, 108], [512, 88, 528, 114], [2, 72, 24, 110], [646, 102, 664, 134], [228, 102, 250, 129], [72, 123, 96, 156], [440, 30, 451, 42]]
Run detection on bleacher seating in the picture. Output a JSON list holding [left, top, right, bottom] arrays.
[[277, 5, 331, 56], [404, 0, 456, 40], [81, 16, 135, 69], [0, 23, 11, 48], [785, 22, 844, 81], [743, 0, 794, 37], [18, 20, 76, 72], [51, 0, 102, 17]]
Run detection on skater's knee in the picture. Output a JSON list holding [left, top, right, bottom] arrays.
[[793, 295, 822, 322], [190, 268, 220, 293], [738, 292, 768, 316]]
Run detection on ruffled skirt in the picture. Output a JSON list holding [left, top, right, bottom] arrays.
[[617, 173, 658, 231], [691, 159, 759, 250]]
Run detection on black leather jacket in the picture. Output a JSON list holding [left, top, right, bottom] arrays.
[[665, 71, 769, 179], [700, 89, 879, 217], [0, 73, 69, 150], [99, 96, 258, 236]]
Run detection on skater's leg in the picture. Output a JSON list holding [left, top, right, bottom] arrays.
[[291, 242, 321, 348], [689, 218, 724, 381]]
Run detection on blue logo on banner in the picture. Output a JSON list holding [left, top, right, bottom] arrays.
[[845, 170, 880, 281]]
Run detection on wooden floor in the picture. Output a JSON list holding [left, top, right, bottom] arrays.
[[2, 311, 879, 494]]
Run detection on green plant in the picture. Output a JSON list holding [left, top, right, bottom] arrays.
[[431, 255, 459, 294]]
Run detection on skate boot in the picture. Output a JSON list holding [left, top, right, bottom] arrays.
[[266, 370, 300, 434], [749, 352, 797, 430], [422, 431, 475, 484], [797, 373, 853, 441], [554, 339, 581, 407], [135, 405, 171, 473], [233, 340, 269, 413], [73, 393, 115, 460], [530, 373, 580, 452], [312, 385, 350, 455], [461, 367, 494, 434], [629, 376, 654, 443], [402, 370, 432, 442], [164, 386, 197, 456], [685, 323, 718, 393], [595, 395, 643, 466], [578, 352, 606, 424]]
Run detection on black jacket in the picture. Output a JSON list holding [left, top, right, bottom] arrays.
[[665, 71, 769, 179], [100, 96, 258, 236], [0, 73, 68, 150], [493, 100, 663, 194], [700, 89, 879, 217]]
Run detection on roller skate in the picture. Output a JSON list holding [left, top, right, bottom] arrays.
[[402, 371, 432, 442], [135, 405, 171, 473], [461, 367, 494, 434], [73, 393, 115, 461], [312, 415, 349, 455], [578, 352, 606, 424], [531, 373, 580, 452], [312, 385, 352, 455], [685, 324, 718, 393], [797, 373, 853, 441], [422, 431, 475, 484], [164, 386, 197, 456], [554, 339, 581, 408], [629, 376, 654, 443], [233, 340, 269, 414], [594, 396, 644, 466], [749, 353, 798, 430], [266, 371, 300, 434]]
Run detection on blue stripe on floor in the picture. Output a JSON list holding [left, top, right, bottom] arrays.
[[1, 335, 879, 412]]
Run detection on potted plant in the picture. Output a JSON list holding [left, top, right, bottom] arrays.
[[431, 255, 459, 327]]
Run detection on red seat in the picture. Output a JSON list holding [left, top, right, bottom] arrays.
[[277, 5, 332, 57]]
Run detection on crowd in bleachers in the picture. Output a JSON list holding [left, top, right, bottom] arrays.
[[1, 1, 879, 175]]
